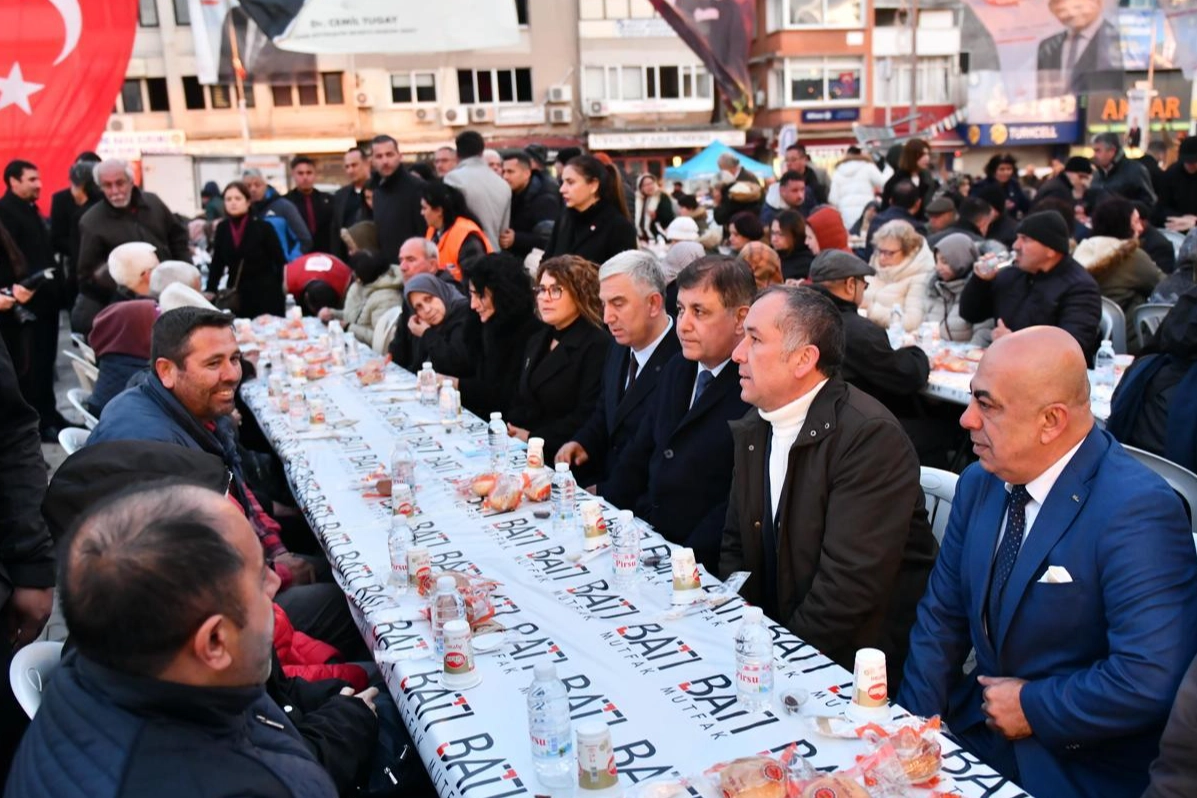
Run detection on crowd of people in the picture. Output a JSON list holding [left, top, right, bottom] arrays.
[[2, 125, 1197, 798]]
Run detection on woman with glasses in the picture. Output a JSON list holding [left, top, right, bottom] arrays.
[[505, 255, 610, 457], [863, 219, 936, 332]]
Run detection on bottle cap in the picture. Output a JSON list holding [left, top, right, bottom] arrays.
[[490, 411, 502, 420], [617, 510, 634, 525], [744, 606, 763, 623], [436, 575, 457, 593], [533, 662, 556, 680], [1101, 339, 1112, 346], [555, 462, 569, 473], [422, 361, 433, 369]]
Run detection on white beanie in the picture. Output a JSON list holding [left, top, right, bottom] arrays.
[[158, 282, 217, 313]]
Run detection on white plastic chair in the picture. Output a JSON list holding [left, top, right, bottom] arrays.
[[1099, 297, 1127, 355], [66, 388, 99, 430], [1133, 303, 1171, 346], [57, 427, 90, 455], [70, 332, 95, 364], [9, 641, 64, 718], [63, 350, 98, 393], [1123, 445, 1197, 546], [372, 305, 403, 354], [920, 466, 959, 546]]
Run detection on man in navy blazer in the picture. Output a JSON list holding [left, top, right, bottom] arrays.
[[556, 251, 679, 489], [899, 326, 1197, 798], [604, 255, 754, 572]]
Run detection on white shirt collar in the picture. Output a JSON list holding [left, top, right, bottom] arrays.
[[1006, 437, 1086, 506], [632, 316, 673, 369], [701, 358, 731, 378], [758, 379, 830, 432]]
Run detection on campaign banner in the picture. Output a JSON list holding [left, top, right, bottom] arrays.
[[647, 0, 756, 127], [189, 1, 316, 86], [1161, 2, 1197, 80]]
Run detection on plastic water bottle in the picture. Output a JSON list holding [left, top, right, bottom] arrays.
[[431, 575, 466, 656], [487, 412, 508, 472], [387, 515, 413, 592], [735, 606, 774, 714], [328, 319, 345, 350], [284, 293, 297, 316], [611, 510, 640, 591], [391, 440, 417, 496], [1095, 339, 1116, 388], [887, 307, 905, 350], [551, 463, 577, 539], [439, 384, 461, 427], [527, 662, 573, 787], [417, 361, 438, 405]]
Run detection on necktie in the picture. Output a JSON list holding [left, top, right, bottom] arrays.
[[692, 369, 714, 408], [987, 485, 1032, 637], [1063, 32, 1082, 87], [625, 354, 639, 394], [303, 194, 317, 234]]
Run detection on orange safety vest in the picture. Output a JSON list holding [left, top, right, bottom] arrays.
[[425, 219, 493, 282]]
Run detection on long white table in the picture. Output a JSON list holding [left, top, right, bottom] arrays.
[[241, 326, 1032, 798]]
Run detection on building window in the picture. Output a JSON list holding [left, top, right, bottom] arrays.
[[774, 58, 864, 107], [297, 82, 320, 106], [321, 72, 344, 105], [146, 77, 170, 111], [457, 68, 533, 105], [583, 64, 711, 102], [515, 0, 528, 25], [873, 56, 953, 106], [390, 71, 437, 104], [242, 83, 256, 108], [182, 76, 206, 110], [139, 0, 159, 27], [173, 0, 190, 25], [272, 85, 294, 107], [210, 84, 232, 109], [768, 0, 862, 30], [120, 80, 144, 113]]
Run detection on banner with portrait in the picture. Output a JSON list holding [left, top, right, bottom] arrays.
[[189, 0, 316, 86], [647, 0, 757, 127]]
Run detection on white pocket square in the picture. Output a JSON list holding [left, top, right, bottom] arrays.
[[1037, 566, 1073, 584]]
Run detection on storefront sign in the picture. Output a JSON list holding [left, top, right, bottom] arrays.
[[587, 129, 746, 150], [494, 106, 546, 127], [1085, 70, 1194, 134], [801, 108, 860, 123], [959, 121, 1080, 147], [97, 129, 187, 160]]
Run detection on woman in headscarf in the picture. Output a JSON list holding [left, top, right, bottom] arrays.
[[85, 299, 157, 416], [319, 252, 403, 346], [404, 272, 480, 378], [924, 233, 988, 344], [634, 174, 675, 244]]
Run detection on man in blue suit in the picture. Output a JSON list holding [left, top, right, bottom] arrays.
[[899, 326, 1197, 798], [556, 251, 679, 489], [603, 255, 753, 572]]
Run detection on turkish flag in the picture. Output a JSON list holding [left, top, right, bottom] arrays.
[[0, 0, 137, 214]]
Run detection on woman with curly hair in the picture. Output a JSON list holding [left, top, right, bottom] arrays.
[[974, 153, 1030, 219], [455, 252, 542, 418], [505, 254, 611, 455]]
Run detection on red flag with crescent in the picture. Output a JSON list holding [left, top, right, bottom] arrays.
[[0, 0, 138, 213]]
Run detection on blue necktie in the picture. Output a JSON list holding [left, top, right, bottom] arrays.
[[692, 369, 715, 408], [988, 484, 1032, 636]]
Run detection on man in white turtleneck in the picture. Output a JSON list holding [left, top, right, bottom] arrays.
[[720, 285, 937, 681]]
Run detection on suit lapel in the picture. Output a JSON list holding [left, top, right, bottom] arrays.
[[675, 362, 738, 436], [966, 476, 1008, 664], [993, 429, 1108, 652], [603, 346, 628, 432]]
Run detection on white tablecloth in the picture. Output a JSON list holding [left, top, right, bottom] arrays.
[[241, 340, 1031, 798]]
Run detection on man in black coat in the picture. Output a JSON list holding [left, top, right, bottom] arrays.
[[284, 155, 334, 254], [1156, 137, 1197, 230], [556, 251, 679, 489], [48, 152, 101, 309], [713, 151, 763, 226], [329, 146, 371, 260], [0, 159, 68, 438], [0, 336, 55, 774], [1091, 132, 1157, 206], [960, 210, 1102, 365], [499, 150, 560, 260], [603, 255, 753, 572], [369, 135, 425, 261]]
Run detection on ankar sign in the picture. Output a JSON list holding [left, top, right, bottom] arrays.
[[1100, 95, 1184, 121]]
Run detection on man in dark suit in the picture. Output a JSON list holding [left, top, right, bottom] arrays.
[[604, 255, 753, 572], [899, 326, 1197, 798], [1037, 0, 1123, 98], [720, 286, 937, 678], [329, 147, 370, 260], [285, 156, 334, 254], [556, 251, 679, 488]]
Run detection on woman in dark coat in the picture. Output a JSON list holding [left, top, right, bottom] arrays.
[[505, 254, 611, 458], [206, 181, 286, 318], [545, 155, 638, 265], [456, 253, 544, 419], [881, 138, 937, 219], [404, 272, 479, 378], [770, 210, 815, 281], [973, 153, 1031, 220]]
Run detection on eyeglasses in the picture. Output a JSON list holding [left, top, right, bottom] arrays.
[[535, 285, 565, 300], [876, 248, 903, 258]]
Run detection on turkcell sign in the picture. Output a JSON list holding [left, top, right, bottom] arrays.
[[960, 121, 1080, 147]]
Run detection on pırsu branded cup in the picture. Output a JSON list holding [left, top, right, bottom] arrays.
[[580, 501, 609, 551], [441, 619, 480, 689], [671, 547, 702, 604], [406, 547, 431, 590], [847, 647, 891, 722], [576, 721, 618, 792]]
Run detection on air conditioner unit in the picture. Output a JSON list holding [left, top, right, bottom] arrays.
[[586, 100, 610, 118], [354, 90, 374, 108], [548, 85, 573, 104], [442, 105, 468, 126], [414, 106, 438, 124], [549, 107, 573, 125], [106, 115, 135, 132], [469, 106, 494, 123]]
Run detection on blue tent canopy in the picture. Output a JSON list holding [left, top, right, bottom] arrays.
[[664, 141, 774, 182]]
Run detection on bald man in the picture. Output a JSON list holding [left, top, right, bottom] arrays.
[[899, 327, 1197, 798]]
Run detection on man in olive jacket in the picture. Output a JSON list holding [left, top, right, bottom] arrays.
[[719, 286, 937, 680]]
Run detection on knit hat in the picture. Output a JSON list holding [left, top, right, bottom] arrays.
[[806, 206, 851, 252], [738, 242, 782, 287], [1015, 210, 1071, 255], [1181, 137, 1197, 165], [89, 299, 158, 360], [662, 241, 705, 282], [1063, 156, 1093, 174], [664, 216, 700, 242], [809, 250, 875, 282], [933, 233, 979, 280]]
